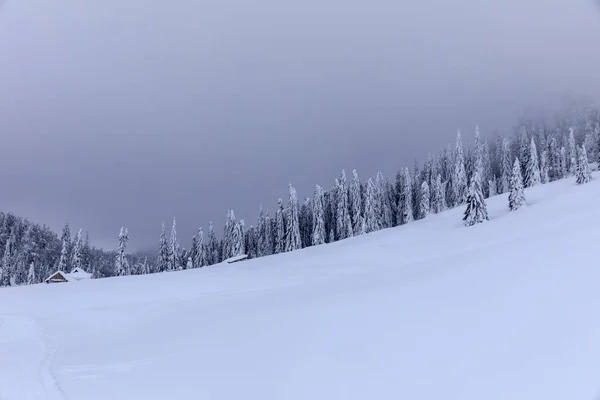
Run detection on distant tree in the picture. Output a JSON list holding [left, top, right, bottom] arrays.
[[431, 174, 445, 213], [364, 177, 379, 233], [499, 138, 512, 193], [285, 184, 302, 252], [207, 222, 219, 265], [27, 262, 36, 285], [399, 167, 414, 224], [509, 158, 526, 211], [115, 227, 129, 276], [312, 185, 326, 245], [336, 171, 352, 240], [169, 218, 181, 271], [453, 130, 468, 204], [193, 227, 207, 268], [70, 229, 84, 272], [575, 145, 592, 185], [488, 176, 497, 197], [275, 199, 286, 254], [569, 128, 577, 175], [560, 146, 568, 179], [540, 150, 550, 184], [157, 223, 169, 272], [419, 181, 430, 219], [524, 137, 541, 187], [57, 224, 71, 272], [463, 172, 489, 226], [299, 197, 313, 248], [349, 169, 363, 232]]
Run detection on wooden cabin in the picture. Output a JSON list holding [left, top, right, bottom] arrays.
[[45, 271, 69, 284]]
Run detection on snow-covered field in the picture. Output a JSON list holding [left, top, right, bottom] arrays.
[[1, 175, 600, 400]]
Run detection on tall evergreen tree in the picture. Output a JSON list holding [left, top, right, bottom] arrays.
[[524, 137, 541, 187], [275, 199, 286, 254], [540, 150, 550, 184], [57, 223, 71, 272], [509, 158, 526, 211], [169, 218, 180, 271], [419, 181, 430, 219], [453, 130, 468, 205], [400, 167, 414, 224], [207, 222, 219, 265], [463, 172, 489, 226], [364, 177, 379, 233], [27, 262, 36, 285], [312, 185, 326, 245], [349, 169, 363, 232], [568, 128, 577, 175], [157, 222, 169, 272], [488, 176, 497, 197], [299, 198, 313, 248], [499, 138, 512, 194], [115, 227, 129, 276], [70, 229, 84, 272], [285, 184, 302, 252], [230, 217, 244, 257], [193, 227, 207, 268], [473, 126, 484, 185], [560, 146, 568, 179], [575, 145, 592, 184]]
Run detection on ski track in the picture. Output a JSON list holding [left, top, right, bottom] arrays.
[[0, 315, 64, 400]]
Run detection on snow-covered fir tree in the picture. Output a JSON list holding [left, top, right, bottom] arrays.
[[364, 177, 380, 233], [431, 174, 445, 213], [568, 128, 577, 175], [524, 137, 541, 187], [157, 222, 169, 272], [488, 176, 497, 197], [419, 181, 430, 219], [453, 130, 468, 205], [335, 171, 352, 240], [399, 167, 414, 224], [70, 229, 84, 272], [57, 224, 71, 272], [312, 185, 326, 245], [376, 172, 393, 228], [560, 146, 568, 179], [230, 216, 244, 257], [115, 227, 129, 276], [274, 199, 286, 254], [285, 184, 302, 252], [463, 172, 489, 227], [508, 158, 526, 211], [473, 126, 484, 185], [575, 145, 592, 185], [27, 262, 36, 285], [499, 138, 511, 193], [207, 222, 219, 265], [540, 150, 550, 184], [299, 198, 313, 248], [193, 227, 207, 268], [169, 218, 181, 271], [349, 169, 362, 232]]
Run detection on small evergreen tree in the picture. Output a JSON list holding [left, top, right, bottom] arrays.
[[27, 262, 36, 285], [364, 177, 379, 233], [453, 130, 468, 204], [275, 199, 286, 254], [115, 227, 129, 276], [488, 176, 497, 197], [349, 169, 363, 232], [400, 167, 414, 224], [463, 172, 489, 226], [569, 128, 577, 175], [285, 184, 302, 252], [524, 137, 541, 187], [508, 158, 526, 211], [540, 150, 550, 184], [169, 218, 180, 271], [70, 229, 84, 272], [157, 222, 169, 272]]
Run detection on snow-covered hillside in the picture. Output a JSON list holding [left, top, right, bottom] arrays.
[[1, 175, 600, 400]]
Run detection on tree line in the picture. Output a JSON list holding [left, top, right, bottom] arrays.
[[0, 97, 598, 286]]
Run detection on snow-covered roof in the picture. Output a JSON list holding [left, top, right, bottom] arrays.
[[67, 268, 92, 281], [45, 270, 69, 283], [224, 254, 249, 264]]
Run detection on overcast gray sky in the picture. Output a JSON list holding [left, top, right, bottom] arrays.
[[0, 0, 599, 251]]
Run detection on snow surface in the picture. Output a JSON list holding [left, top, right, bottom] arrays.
[[2, 175, 600, 400]]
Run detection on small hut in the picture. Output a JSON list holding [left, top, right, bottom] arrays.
[[45, 271, 69, 284]]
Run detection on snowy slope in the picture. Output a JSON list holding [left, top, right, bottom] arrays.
[[2, 176, 600, 400]]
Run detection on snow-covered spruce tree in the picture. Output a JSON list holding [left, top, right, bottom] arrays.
[[431, 174, 444, 214], [540, 150, 550, 184], [115, 227, 129, 276], [230, 218, 244, 257], [207, 222, 219, 265], [419, 181, 430, 219], [169, 217, 181, 271], [312, 185, 326, 245], [575, 145, 592, 185], [57, 223, 71, 272], [560, 146, 568, 179], [595, 122, 600, 164], [221, 210, 234, 260], [499, 138, 512, 193], [519, 128, 530, 177], [463, 172, 489, 227], [274, 199, 286, 254], [524, 137, 541, 187], [157, 222, 169, 272], [453, 130, 468, 205], [473, 126, 484, 185], [193, 227, 207, 268], [375, 172, 393, 229], [27, 262, 36, 285], [568, 128, 577, 175], [508, 158, 526, 211], [488, 176, 497, 197], [349, 169, 362, 232], [336, 171, 352, 240], [364, 177, 380, 233], [70, 229, 84, 272], [300, 197, 313, 248], [400, 167, 414, 224], [285, 184, 302, 252]]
